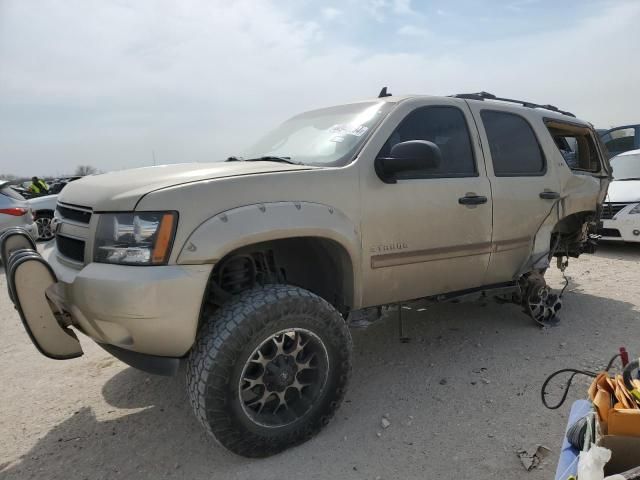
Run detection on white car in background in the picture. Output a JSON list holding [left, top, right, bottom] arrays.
[[28, 194, 58, 241], [599, 149, 640, 243]]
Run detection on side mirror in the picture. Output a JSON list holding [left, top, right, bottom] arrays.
[[374, 140, 442, 184]]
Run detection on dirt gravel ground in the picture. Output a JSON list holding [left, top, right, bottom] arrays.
[[1, 243, 639, 480]]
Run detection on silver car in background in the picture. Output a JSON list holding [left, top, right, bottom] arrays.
[[0, 181, 39, 243]]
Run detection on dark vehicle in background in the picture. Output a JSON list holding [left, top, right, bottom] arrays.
[[8, 176, 83, 198], [48, 176, 82, 194], [7, 176, 81, 199], [599, 124, 640, 158]]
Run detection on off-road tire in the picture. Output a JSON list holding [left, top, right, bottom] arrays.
[[186, 284, 352, 457]]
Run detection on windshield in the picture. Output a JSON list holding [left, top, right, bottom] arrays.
[[240, 101, 393, 167], [611, 152, 640, 180]]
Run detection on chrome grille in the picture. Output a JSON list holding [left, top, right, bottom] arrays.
[[54, 202, 92, 265], [56, 203, 92, 224]]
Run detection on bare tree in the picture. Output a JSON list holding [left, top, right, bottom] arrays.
[[74, 165, 97, 176]]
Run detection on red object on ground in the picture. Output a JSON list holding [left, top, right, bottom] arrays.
[[620, 347, 629, 367]]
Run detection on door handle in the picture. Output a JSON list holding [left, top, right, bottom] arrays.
[[458, 195, 488, 205], [539, 191, 561, 200]]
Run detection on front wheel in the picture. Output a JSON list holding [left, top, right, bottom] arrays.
[[34, 212, 54, 241], [186, 285, 352, 457]]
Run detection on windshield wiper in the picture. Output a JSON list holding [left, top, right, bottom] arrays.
[[225, 155, 303, 165], [616, 177, 640, 181], [244, 156, 302, 165]]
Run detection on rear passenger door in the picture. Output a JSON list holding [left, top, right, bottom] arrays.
[[466, 104, 561, 284]]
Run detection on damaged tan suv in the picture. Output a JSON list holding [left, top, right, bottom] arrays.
[[1, 90, 610, 457]]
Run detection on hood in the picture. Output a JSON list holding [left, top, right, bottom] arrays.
[[58, 161, 314, 211], [605, 180, 640, 203]]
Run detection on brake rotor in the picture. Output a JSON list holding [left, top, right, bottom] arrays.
[[524, 277, 562, 328]]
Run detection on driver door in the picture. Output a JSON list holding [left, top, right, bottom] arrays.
[[358, 98, 493, 307]]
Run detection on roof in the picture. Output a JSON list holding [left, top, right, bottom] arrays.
[[452, 91, 575, 116], [372, 93, 589, 125], [368, 87, 576, 120], [344, 89, 589, 126]]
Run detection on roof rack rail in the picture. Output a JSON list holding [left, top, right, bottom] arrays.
[[452, 91, 576, 118]]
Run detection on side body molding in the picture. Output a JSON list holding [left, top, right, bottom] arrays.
[[176, 202, 362, 304]]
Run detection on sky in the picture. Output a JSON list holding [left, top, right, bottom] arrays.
[[1, 0, 639, 177]]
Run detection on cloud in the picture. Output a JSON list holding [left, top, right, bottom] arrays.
[[322, 7, 342, 21], [507, 0, 540, 12], [397, 25, 429, 38], [353, 0, 389, 22], [393, 0, 414, 15], [350, 0, 414, 21], [1, 0, 639, 175]]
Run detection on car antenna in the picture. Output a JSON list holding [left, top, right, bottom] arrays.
[[378, 86, 392, 98]]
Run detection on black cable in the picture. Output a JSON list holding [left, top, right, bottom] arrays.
[[559, 271, 569, 298], [623, 359, 640, 390], [606, 353, 622, 371], [541, 352, 622, 410], [516, 204, 562, 279], [541, 368, 598, 410], [557, 245, 570, 299]]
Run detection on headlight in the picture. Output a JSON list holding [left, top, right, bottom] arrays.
[[94, 212, 177, 265], [629, 204, 640, 214]]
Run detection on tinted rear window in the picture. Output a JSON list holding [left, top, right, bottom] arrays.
[[481, 110, 545, 176]]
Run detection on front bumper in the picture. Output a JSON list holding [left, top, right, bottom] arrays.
[[599, 216, 640, 243], [1, 228, 82, 359], [2, 229, 213, 361]]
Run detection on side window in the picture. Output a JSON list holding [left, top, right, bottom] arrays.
[[547, 125, 601, 172], [379, 106, 476, 178], [603, 127, 635, 155], [481, 110, 545, 176]]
